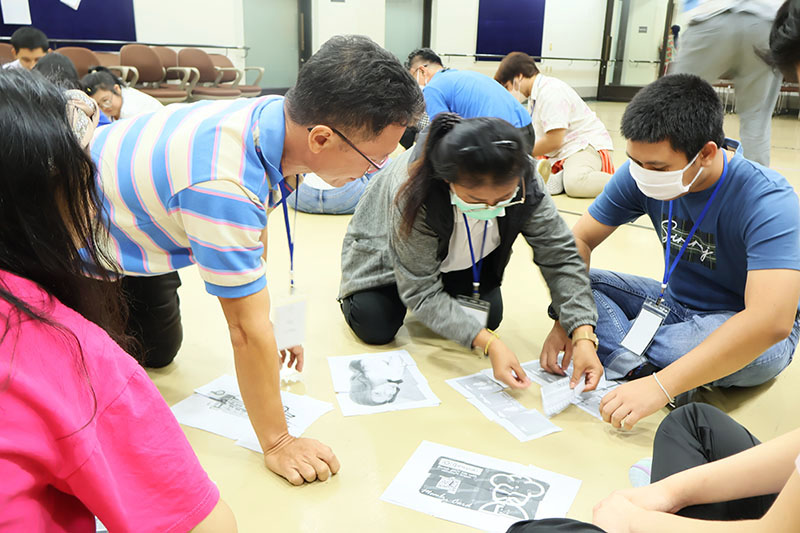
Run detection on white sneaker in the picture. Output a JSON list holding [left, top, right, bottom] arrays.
[[546, 170, 565, 196]]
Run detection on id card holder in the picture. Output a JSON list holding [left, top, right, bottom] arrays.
[[456, 295, 491, 328], [620, 299, 670, 357], [272, 292, 308, 351]]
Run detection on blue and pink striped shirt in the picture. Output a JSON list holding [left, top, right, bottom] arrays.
[[91, 96, 287, 298]]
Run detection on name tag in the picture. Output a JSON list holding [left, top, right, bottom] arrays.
[[272, 295, 307, 350], [620, 299, 670, 356], [456, 295, 491, 328]]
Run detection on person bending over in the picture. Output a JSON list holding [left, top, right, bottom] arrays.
[[339, 114, 600, 392], [91, 35, 424, 485], [81, 66, 163, 121], [407, 48, 535, 154], [495, 51, 615, 198], [0, 69, 235, 533], [541, 73, 800, 430]]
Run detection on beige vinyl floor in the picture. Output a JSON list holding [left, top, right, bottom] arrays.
[[147, 102, 800, 532]]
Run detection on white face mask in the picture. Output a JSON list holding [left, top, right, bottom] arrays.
[[628, 151, 704, 201]]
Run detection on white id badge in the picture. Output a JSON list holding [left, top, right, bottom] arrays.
[[272, 295, 308, 350], [456, 295, 491, 327], [620, 299, 670, 356]]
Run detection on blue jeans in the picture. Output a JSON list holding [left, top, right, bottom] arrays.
[[591, 269, 799, 386], [286, 176, 370, 215]]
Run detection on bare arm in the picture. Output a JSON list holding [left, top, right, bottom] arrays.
[[532, 128, 566, 157], [191, 499, 237, 533], [570, 211, 618, 270], [657, 268, 800, 397], [218, 288, 339, 485]]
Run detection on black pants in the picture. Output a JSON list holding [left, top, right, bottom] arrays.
[[121, 272, 183, 368], [341, 267, 503, 345], [650, 403, 777, 520], [506, 404, 777, 532]]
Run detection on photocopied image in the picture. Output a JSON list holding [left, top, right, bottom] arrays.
[[328, 350, 440, 416], [447, 372, 561, 442], [171, 374, 334, 451], [381, 441, 581, 532]]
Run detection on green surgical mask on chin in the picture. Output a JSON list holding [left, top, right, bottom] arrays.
[[449, 188, 517, 220]]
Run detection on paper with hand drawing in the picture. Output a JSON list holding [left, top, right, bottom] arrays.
[[327, 350, 440, 416], [381, 441, 581, 532], [447, 372, 561, 442], [171, 375, 333, 451]]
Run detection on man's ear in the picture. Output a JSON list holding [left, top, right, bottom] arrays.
[[700, 141, 719, 166], [307, 125, 334, 155]]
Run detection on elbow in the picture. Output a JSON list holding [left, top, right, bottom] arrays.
[[227, 320, 274, 352], [760, 313, 796, 345]]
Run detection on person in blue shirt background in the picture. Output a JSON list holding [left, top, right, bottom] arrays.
[[407, 48, 535, 154], [539, 74, 800, 430]]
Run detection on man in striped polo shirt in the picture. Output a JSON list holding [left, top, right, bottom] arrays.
[[91, 35, 424, 485]]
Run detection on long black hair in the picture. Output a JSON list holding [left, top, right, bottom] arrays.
[[80, 65, 123, 97], [764, 0, 800, 81], [396, 113, 527, 237], [0, 70, 128, 424]]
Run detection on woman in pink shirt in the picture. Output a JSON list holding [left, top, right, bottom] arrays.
[[0, 69, 236, 532]]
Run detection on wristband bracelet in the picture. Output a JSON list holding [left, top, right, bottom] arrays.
[[484, 329, 500, 357], [652, 373, 676, 408]]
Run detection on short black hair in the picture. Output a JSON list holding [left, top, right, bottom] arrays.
[[285, 35, 424, 138], [763, 0, 800, 81], [406, 48, 443, 70], [10, 26, 48, 52], [33, 53, 79, 89], [621, 74, 725, 159]]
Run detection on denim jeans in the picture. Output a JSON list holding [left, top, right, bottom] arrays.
[[591, 269, 799, 386], [286, 176, 370, 215]]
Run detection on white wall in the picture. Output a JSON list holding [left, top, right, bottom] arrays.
[[312, 0, 386, 52], [132, 0, 246, 69], [620, 0, 669, 85]]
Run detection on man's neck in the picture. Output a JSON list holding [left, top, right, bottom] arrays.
[[280, 117, 312, 177], [523, 74, 537, 98], [692, 146, 732, 193]]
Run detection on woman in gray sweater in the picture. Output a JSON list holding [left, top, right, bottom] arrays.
[[339, 114, 602, 390]]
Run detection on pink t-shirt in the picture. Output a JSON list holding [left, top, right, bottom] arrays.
[[0, 271, 219, 532]]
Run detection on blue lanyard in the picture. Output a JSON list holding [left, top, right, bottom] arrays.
[[279, 177, 299, 291], [462, 214, 489, 297], [660, 152, 728, 300]]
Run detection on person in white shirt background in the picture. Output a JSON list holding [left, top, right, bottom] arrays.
[[2, 26, 49, 71], [495, 51, 615, 199], [80, 66, 163, 121], [670, 0, 784, 167]]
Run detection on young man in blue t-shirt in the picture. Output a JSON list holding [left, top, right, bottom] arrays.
[[541, 74, 800, 429], [406, 48, 535, 153]]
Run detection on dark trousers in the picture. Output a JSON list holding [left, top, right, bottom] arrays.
[[341, 267, 503, 345], [506, 404, 777, 533], [121, 272, 184, 368], [651, 403, 777, 520]]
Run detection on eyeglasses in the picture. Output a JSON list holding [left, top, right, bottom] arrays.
[[457, 176, 527, 212], [307, 126, 388, 171]]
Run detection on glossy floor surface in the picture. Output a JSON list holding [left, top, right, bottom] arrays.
[[148, 102, 800, 532]]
